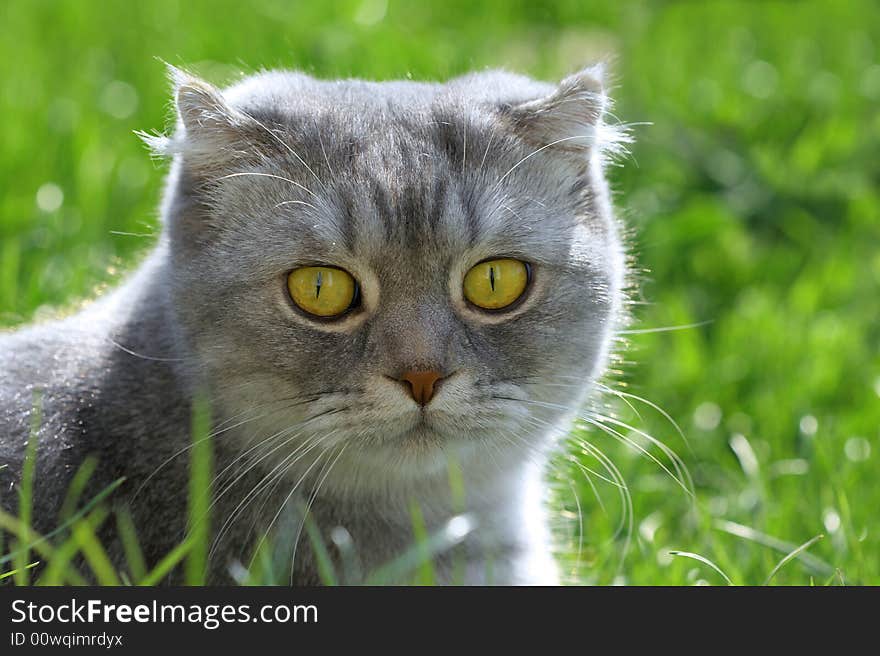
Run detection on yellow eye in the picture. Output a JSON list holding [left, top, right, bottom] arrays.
[[462, 258, 530, 311], [287, 266, 358, 318]]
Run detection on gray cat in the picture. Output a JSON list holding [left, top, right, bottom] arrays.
[[0, 64, 629, 584]]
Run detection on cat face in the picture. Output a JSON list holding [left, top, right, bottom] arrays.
[[148, 66, 628, 487]]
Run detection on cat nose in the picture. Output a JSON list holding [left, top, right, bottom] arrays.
[[399, 370, 445, 406]]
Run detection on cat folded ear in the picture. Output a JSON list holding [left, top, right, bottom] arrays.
[[507, 64, 626, 158], [138, 65, 264, 173]]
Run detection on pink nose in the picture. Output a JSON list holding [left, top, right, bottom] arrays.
[[400, 370, 444, 406]]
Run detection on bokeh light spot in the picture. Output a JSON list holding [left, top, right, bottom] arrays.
[[694, 402, 722, 431], [742, 60, 779, 98], [799, 414, 818, 437], [354, 0, 387, 26], [99, 80, 139, 119], [36, 183, 64, 212], [823, 508, 841, 533], [844, 437, 871, 462]]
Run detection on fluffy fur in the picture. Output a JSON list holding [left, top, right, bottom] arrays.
[[0, 64, 628, 584]]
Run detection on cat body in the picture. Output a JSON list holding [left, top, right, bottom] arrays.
[[0, 65, 627, 584]]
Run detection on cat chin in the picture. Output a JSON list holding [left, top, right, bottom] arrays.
[[345, 423, 545, 480], [310, 439, 533, 501], [349, 419, 534, 464]]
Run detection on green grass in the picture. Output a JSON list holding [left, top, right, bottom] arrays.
[[185, 394, 214, 585], [1, 0, 878, 585]]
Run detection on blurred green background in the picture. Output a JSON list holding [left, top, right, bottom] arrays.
[[1, 0, 878, 584]]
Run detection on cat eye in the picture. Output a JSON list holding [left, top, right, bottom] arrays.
[[287, 266, 360, 318], [463, 258, 530, 311]]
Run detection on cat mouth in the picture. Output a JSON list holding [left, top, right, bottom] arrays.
[[403, 411, 439, 437], [378, 408, 454, 445], [395, 406, 498, 445]]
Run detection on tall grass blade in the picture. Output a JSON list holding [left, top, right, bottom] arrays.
[[139, 537, 194, 586], [668, 550, 734, 585], [0, 508, 88, 585], [14, 392, 41, 585], [72, 509, 119, 585], [58, 457, 98, 521], [764, 534, 824, 585], [116, 507, 147, 583], [408, 501, 435, 586], [304, 512, 338, 586], [714, 520, 834, 577], [0, 561, 38, 581], [0, 477, 125, 568], [185, 393, 213, 585], [365, 514, 475, 585]]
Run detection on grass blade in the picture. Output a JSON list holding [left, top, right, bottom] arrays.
[[668, 550, 734, 585], [0, 477, 126, 568], [0, 508, 88, 585], [304, 513, 338, 586], [72, 509, 119, 585], [115, 508, 147, 583], [713, 520, 834, 577], [58, 456, 98, 522], [38, 508, 109, 585], [13, 392, 42, 585], [185, 394, 213, 585], [365, 514, 475, 585], [138, 537, 193, 586], [0, 561, 39, 581], [408, 501, 435, 586], [764, 534, 824, 585]]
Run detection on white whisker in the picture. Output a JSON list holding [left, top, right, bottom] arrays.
[[246, 114, 325, 190], [220, 171, 318, 199], [288, 442, 349, 583]]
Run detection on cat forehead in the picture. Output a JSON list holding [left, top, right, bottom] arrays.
[[212, 72, 592, 264], [222, 69, 556, 117], [221, 70, 557, 177], [233, 160, 584, 275]]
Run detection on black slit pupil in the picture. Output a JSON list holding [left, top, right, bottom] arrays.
[[489, 266, 495, 291]]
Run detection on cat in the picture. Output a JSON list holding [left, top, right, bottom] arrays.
[[0, 63, 629, 585]]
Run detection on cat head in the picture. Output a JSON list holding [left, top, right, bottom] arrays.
[[144, 64, 629, 493]]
